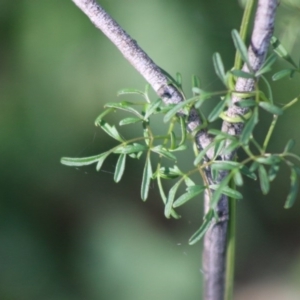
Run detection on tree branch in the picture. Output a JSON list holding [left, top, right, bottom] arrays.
[[203, 1, 278, 300], [71, 0, 212, 149], [71, 1, 277, 300]]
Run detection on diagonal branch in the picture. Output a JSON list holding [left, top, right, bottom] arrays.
[[202, 1, 278, 300], [72, 0, 212, 149]]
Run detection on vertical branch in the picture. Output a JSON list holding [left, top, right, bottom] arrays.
[[202, 1, 278, 300]]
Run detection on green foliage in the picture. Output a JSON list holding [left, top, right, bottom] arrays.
[[61, 30, 300, 244]]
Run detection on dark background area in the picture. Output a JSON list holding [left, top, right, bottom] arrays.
[[1, 0, 300, 299]]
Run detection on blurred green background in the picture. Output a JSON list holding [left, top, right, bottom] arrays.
[[1, 0, 300, 299]]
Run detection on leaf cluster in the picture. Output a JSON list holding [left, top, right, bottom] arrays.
[[61, 30, 300, 244]]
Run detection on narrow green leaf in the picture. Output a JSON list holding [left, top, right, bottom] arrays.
[[233, 170, 243, 186], [235, 99, 257, 108], [151, 146, 177, 161], [169, 131, 176, 150], [210, 184, 243, 200], [117, 88, 145, 97], [211, 161, 240, 172], [259, 102, 283, 115], [194, 141, 217, 165], [260, 75, 274, 104], [240, 164, 257, 180], [268, 163, 280, 182], [189, 210, 214, 245], [157, 176, 181, 219], [213, 139, 226, 158], [178, 116, 187, 146], [173, 185, 205, 208], [158, 165, 183, 179], [240, 108, 258, 144], [231, 29, 251, 71], [96, 151, 111, 171], [212, 52, 226, 85], [249, 162, 259, 173], [143, 128, 150, 146], [207, 129, 237, 140], [272, 69, 294, 81], [192, 87, 202, 96], [210, 176, 231, 207], [97, 120, 124, 142], [144, 98, 162, 119], [61, 151, 110, 169], [221, 140, 240, 156], [105, 101, 143, 118], [141, 155, 153, 201], [165, 180, 182, 218], [169, 144, 187, 152], [176, 72, 182, 89], [114, 143, 148, 154], [284, 139, 295, 153], [192, 75, 201, 89], [258, 165, 270, 195], [231, 69, 254, 79], [195, 92, 215, 108], [255, 53, 277, 76], [114, 154, 126, 183], [271, 36, 298, 68], [208, 99, 227, 122], [184, 176, 195, 187], [284, 168, 298, 209], [119, 117, 142, 126], [163, 97, 198, 123], [94, 108, 114, 126], [256, 155, 281, 165]]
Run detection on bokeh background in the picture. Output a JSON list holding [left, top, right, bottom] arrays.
[[1, 0, 300, 299]]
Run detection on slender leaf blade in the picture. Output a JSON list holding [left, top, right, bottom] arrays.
[[258, 165, 270, 195], [141, 155, 153, 201], [114, 143, 148, 154], [114, 154, 126, 183], [240, 108, 258, 144], [61, 154, 103, 167], [119, 117, 142, 126], [144, 98, 162, 119], [151, 146, 177, 161], [97, 120, 124, 142], [163, 97, 198, 123], [231, 69, 254, 79], [259, 102, 283, 115], [189, 210, 214, 245], [105, 101, 143, 118], [208, 98, 228, 122], [231, 29, 251, 71], [284, 139, 295, 153], [212, 52, 226, 85], [173, 185, 205, 208], [210, 184, 243, 200], [284, 168, 298, 209], [165, 180, 182, 218], [272, 69, 294, 81]]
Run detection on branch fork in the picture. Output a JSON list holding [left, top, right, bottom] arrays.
[[71, 1, 278, 299]]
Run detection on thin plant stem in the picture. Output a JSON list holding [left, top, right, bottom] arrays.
[[224, 180, 236, 300], [262, 115, 278, 152], [225, 1, 256, 298], [234, 0, 256, 70]]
